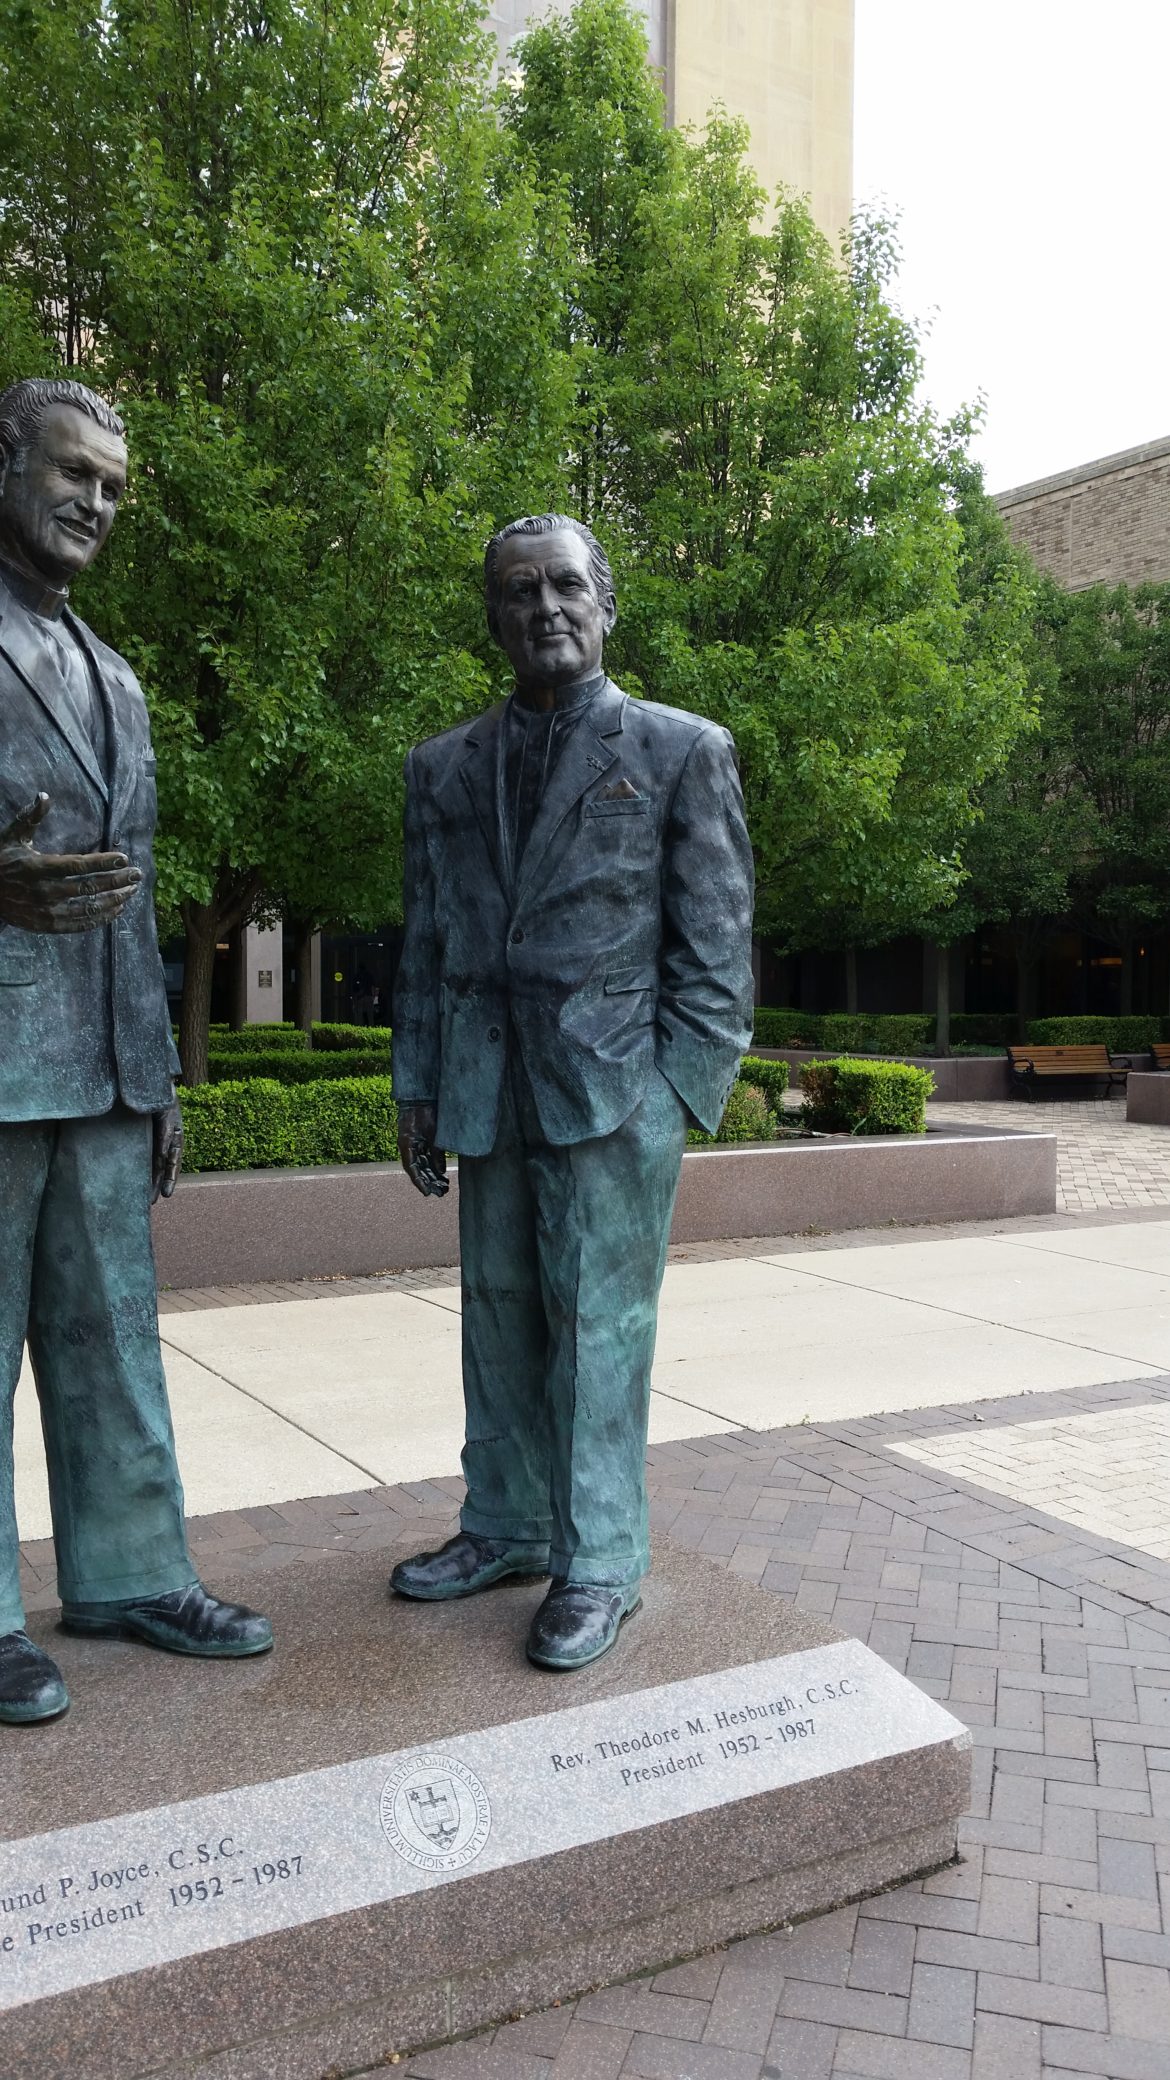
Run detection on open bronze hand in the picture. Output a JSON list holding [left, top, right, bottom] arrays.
[[0, 793, 141, 933], [398, 1102, 449, 1197]]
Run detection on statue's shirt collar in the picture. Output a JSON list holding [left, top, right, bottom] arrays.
[[0, 556, 69, 623], [511, 667, 606, 717]]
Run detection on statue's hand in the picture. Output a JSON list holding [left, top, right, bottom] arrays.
[[0, 793, 142, 934], [152, 1098, 184, 1204], [398, 1102, 449, 1198]]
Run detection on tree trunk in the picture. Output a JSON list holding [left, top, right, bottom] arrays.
[[844, 945, 858, 1014], [178, 900, 220, 1087], [227, 925, 246, 1031], [293, 919, 316, 1041], [1017, 949, 1038, 1035], [178, 868, 263, 1085], [934, 940, 951, 1057], [1120, 937, 1135, 1016]]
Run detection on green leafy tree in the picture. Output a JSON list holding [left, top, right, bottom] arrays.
[[503, 0, 1035, 953], [952, 581, 1078, 1027], [953, 578, 1170, 1022], [1049, 581, 1170, 1011], [0, 0, 574, 1078]]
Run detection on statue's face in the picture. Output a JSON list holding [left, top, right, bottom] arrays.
[[492, 528, 612, 689], [0, 402, 127, 587]]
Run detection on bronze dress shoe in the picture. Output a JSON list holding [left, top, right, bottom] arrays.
[[0, 1630, 70, 1724], [526, 1580, 642, 1671], [391, 1529, 549, 1601], [59, 1582, 273, 1658]]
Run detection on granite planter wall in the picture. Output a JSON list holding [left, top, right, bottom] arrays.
[[151, 1123, 1056, 1288], [1127, 1071, 1170, 1124]]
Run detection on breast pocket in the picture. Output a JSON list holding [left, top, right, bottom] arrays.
[[585, 797, 651, 817]]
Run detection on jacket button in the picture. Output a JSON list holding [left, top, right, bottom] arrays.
[[510, 927, 525, 944], [488, 1026, 500, 1042]]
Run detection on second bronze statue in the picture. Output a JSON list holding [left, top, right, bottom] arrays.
[[0, 377, 272, 1729], [391, 513, 755, 1671]]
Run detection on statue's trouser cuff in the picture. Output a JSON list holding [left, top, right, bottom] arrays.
[[0, 1108, 195, 1634], [456, 1056, 686, 1591]]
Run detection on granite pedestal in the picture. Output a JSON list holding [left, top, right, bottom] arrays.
[[0, 1540, 969, 2079]]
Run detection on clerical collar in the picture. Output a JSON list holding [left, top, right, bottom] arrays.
[[512, 668, 606, 716], [0, 556, 69, 623]]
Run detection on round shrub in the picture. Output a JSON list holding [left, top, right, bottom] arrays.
[[800, 1057, 933, 1135]]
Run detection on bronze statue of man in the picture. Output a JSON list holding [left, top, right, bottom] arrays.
[[391, 515, 754, 1670], [0, 377, 272, 1727]]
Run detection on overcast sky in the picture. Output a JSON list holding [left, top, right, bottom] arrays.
[[853, 0, 1170, 493]]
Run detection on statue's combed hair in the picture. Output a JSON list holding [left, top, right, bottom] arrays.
[[484, 513, 616, 638], [0, 378, 124, 468]]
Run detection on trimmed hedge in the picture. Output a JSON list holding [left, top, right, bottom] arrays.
[[753, 1008, 1025, 1055], [689, 1080, 775, 1147], [206, 1048, 391, 1084], [950, 1012, 1020, 1046], [179, 1077, 398, 1172], [181, 1061, 791, 1170], [752, 1008, 935, 1055], [752, 1007, 825, 1049], [800, 1057, 934, 1136], [312, 1021, 392, 1051], [739, 1054, 789, 1114], [687, 1057, 791, 1147], [1025, 1016, 1163, 1051], [202, 1024, 308, 1053], [202, 1022, 391, 1055]]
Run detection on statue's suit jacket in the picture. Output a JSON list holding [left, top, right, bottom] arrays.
[[0, 570, 179, 1121], [393, 678, 755, 1154]]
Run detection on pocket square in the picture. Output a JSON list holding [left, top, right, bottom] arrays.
[[597, 777, 643, 801]]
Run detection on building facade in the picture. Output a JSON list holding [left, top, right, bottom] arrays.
[[996, 434, 1170, 591], [490, 0, 854, 245]]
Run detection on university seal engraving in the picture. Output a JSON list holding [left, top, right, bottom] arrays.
[[379, 1753, 492, 1873]]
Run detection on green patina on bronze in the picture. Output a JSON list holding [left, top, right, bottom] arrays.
[[392, 516, 755, 1668], [0, 378, 269, 1723]]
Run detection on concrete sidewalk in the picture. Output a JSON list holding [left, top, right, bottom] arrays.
[[15, 1213, 1170, 1542]]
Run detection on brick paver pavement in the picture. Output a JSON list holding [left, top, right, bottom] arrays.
[[897, 1401, 1170, 1565], [21, 1376, 1170, 2079]]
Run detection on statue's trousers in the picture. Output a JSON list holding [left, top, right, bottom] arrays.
[[456, 1055, 688, 1588], [0, 1108, 194, 1633]]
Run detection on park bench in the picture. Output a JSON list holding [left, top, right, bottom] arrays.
[[1007, 1043, 1128, 1100], [1150, 1043, 1170, 1070]]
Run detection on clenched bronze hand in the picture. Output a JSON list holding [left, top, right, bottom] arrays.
[[152, 1100, 183, 1204], [398, 1101, 449, 1197], [0, 793, 141, 934]]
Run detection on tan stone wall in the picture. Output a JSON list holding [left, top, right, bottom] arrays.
[[996, 437, 1170, 591], [671, 0, 854, 243], [489, 0, 854, 248]]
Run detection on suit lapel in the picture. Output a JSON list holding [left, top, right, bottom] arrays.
[[0, 593, 109, 804], [455, 699, 507, 895], [67, 613, 135, 832], [514, 681, 625, 905]]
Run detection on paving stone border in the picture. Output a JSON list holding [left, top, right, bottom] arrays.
[[18, 1374, 1170, 2078]]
